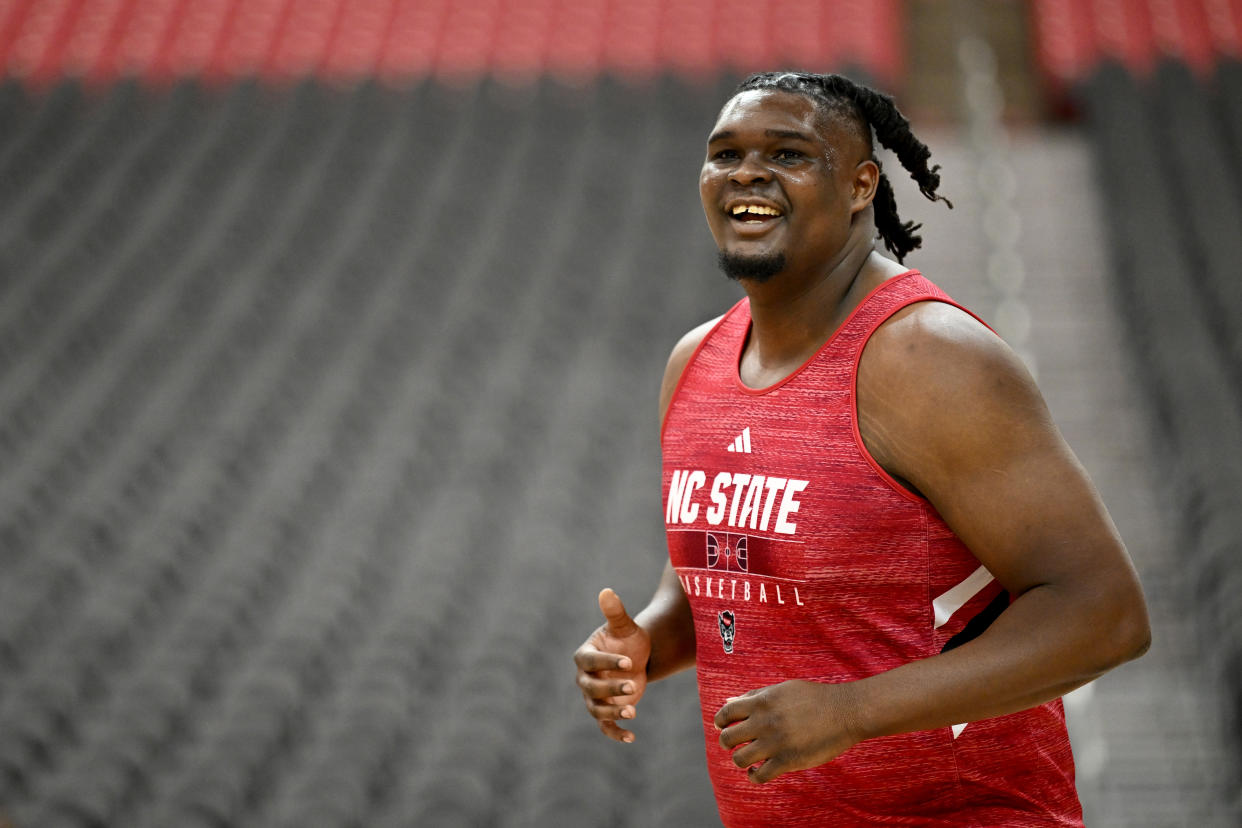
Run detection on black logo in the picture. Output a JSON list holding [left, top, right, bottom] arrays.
[[718, 610, 736, 654]]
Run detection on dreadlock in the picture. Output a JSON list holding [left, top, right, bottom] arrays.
[[733, 71, 952, 262]]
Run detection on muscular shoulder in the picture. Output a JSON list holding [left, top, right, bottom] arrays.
[[659, 315, 724, 425], [857, 301, 1055, 494], [862, 300, 1023, 386], [856, 301, 1139, 613]]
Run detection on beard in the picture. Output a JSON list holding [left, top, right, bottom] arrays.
[[716, 249, 786, 283]]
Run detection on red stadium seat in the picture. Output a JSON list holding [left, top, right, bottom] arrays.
[[0, 0, 910, 87]]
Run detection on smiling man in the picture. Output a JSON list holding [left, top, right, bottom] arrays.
[[573, 72, 1150, 826]]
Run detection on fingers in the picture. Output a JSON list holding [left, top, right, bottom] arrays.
[[720, 724, 784, 784], [598, 588, 640, 638], [728, 738, 766, 771], [713, 691, 783, 783], [584, 696, 637, 723], [586, 693, 638, 745], [717, 717, 757, 751], [598, 719, 636, 744], [576, 652, 640, 733], [573, 646, 633, 674], [713, 693, 753, 730], [748, 757, 786, 785], [719, 721, 782, 784], [577, 672, 637, 700], [576, 589, 647, 745]]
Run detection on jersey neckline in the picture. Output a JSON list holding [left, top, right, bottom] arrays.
[[732, 269, 920, 396]]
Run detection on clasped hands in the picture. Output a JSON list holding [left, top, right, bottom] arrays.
[[574, 588, 864, 784]]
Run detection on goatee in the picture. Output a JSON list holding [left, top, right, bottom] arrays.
[[717, 250, 786, 283]]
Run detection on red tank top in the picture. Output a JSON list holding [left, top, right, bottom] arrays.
[[661, 271, 1083, 827]]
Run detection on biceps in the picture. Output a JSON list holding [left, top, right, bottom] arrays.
[[924, 439, 1126, 594]]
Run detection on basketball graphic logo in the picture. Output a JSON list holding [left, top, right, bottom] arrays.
[[718, 610, 736, 654], [706, 533, 748, 572]]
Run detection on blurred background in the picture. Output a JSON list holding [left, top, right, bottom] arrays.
[[0, 0, 1239, 825]]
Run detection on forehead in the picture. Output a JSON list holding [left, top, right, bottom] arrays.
[[710, 89, 827, 139]]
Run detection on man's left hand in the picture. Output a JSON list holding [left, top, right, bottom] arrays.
[[714, 680, 864, 784]]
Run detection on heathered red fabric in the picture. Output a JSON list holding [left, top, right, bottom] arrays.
[[661, 271, 1083, 827]]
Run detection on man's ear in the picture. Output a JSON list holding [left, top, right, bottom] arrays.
[[850, 159, 880, 215]]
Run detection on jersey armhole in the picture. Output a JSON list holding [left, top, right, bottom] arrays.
[[849, 297, 997, 504], [659, 301, 745, 446]]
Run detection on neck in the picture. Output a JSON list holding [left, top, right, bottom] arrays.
[[738, 223, 906, 385]]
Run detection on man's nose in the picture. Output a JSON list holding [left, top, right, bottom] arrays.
[[729, 153, 769, 185]]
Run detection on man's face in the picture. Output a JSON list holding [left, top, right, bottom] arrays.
[[699, 90, 864, 281]]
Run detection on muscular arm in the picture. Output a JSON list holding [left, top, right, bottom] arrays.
[[851, 302, 1149, 734], [633, 561, 695, 682], [638, 316, 725, 680], [716, 301, 1150, 781], [573, 317, 720, 740]]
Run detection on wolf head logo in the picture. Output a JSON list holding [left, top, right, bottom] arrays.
[[718, 610, 736, 654]]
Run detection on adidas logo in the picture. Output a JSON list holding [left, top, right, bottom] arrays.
[[726, 427, 753, 454]]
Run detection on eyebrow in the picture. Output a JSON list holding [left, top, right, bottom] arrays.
[[707, 128, 818, 143]]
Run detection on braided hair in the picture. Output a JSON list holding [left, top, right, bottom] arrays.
[[733, 72, 951, 262]]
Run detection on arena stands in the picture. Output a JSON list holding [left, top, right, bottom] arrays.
[[0, 1, 1239, 825], [1030, 0, 1242, 797]]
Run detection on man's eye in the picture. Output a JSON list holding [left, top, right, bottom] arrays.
[[712, 149, 739, 161], [775, 150, 803, 162]]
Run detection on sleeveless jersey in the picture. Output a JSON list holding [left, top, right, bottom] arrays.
[[661, 271, 1083, 827]]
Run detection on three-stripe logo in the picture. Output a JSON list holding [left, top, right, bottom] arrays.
[[726, 427, 752, 453]]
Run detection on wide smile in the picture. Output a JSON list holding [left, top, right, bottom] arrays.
[[724, 200, 785, 237]]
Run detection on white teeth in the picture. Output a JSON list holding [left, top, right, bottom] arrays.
[[731, 204, 781, 216]]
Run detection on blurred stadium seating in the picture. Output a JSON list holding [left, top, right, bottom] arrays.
[[0, 1, 1240, 825]]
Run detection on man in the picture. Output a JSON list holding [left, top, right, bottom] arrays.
[[573, 72, 1150, 826]]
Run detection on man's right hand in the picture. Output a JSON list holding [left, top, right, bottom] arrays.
[[573, 588, 651, 743]]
